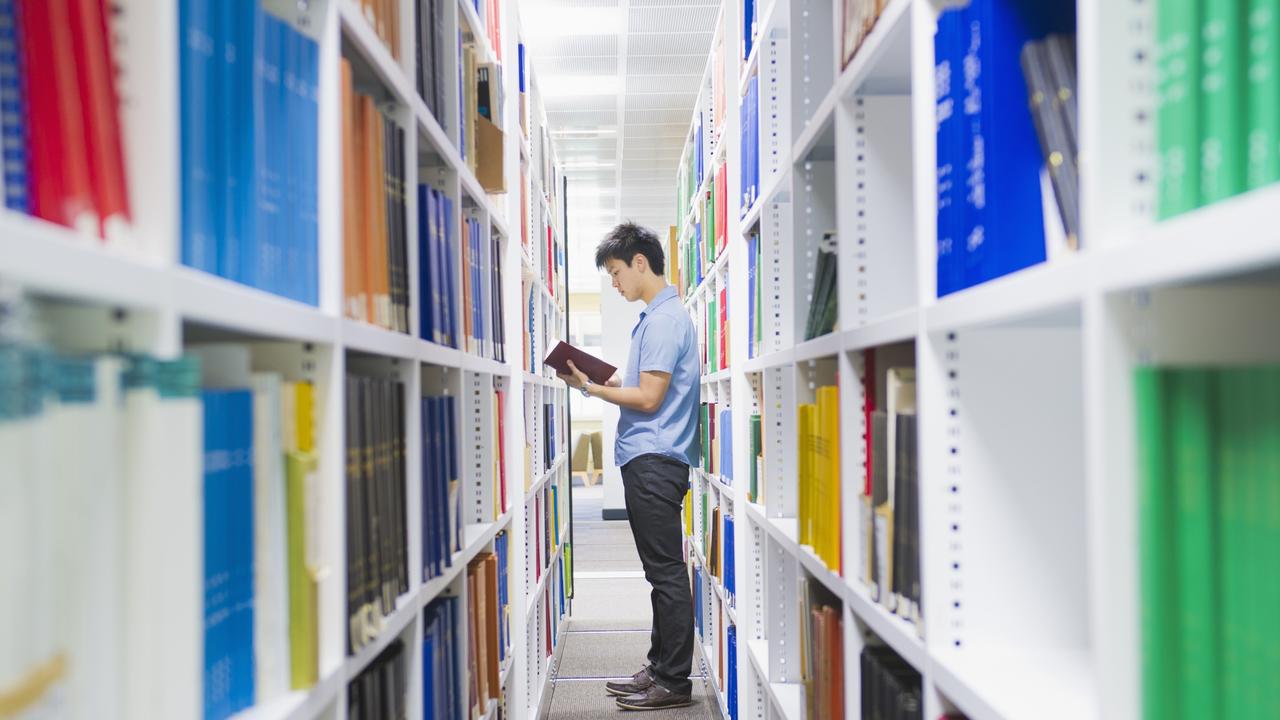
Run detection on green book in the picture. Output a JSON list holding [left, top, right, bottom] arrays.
[[1157, 0, 1202, 217], [1135, 368, 1178, 720], [1171, 370, 1218, 718], [1261, 367, 1280, 718], [749, 414, 762, 503], [1201, 0, 1248, 204], [1246, 0, 1280, 189], [1216, 368, 1247, 718]]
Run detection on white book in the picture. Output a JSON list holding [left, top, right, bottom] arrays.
[[123, 357, 202, 720], [252, 373, 291, 702], [49, 357, 123, 720]]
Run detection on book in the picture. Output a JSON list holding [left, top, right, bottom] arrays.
[[1156, 0, 1202, 217], [347, 639, 408, 720], [543, 341, 618, 385], [1200, 0, 1247, 204], [1247, 0, 1280, 189], [1021, 36, 1081, 250]]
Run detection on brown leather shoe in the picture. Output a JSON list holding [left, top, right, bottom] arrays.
[[615, 683, 694, 711], [605, 667, 655, 697]]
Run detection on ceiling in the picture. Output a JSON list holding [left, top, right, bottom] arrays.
[[519, 0, 719, 291]]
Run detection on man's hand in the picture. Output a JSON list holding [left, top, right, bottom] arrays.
[[557, 360, 589, 390], [606, 372, 622, 388]]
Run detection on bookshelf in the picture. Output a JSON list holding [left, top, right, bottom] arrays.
[[0, 0, 568, 719], [677, 0, 1280, 719]]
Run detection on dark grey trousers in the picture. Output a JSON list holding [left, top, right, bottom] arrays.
[[620, 453, 694, 695]]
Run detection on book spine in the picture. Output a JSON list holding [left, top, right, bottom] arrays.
[[1157, 0, 1202, 218], [1246, 0, 1280, 189], [1200, 0, 1247, 204]]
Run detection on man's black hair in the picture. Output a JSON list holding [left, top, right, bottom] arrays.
[[594, 221, 665, 276]]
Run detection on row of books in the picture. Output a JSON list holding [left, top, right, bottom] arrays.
[[742, 0, 758, 63], [464, 212, 508, 360], [860, 644, 923, 720], [804, 231, 839, 341], [418, 181, 460, 348], [700, 281, 731, 373], [862, 366, 922, 631], [1157, 0, 1280, 219], [189, 344, 327, 718], [696, 500, 737, 608], [532, 482, 566, 585], [423, 595, 463, 720], [800, 583, 845, 720], [691, 564, 738, 718], [740, 74, 760, 214], [345, 374, 411, 656], [676, 116, 704, 232], [841, 0, 889, 69], [347, 639, 408, 720], [471, 0, 503, 64], [415, 0, 448, 124], [465, 551, 503, 719], [356, 0, 401, 60], [799, 385, 842, 574], [1136, 365, 1280, 719], [1, 0, 132, 245], [180, 1, 319, 305], [934, 0, 1075, 297], [460, 39, 504, 192], [699, 403, 733, 478], [674, 166, 729, 301], [421, 394, 462, 583], [341, 59, 409, 333], [492, 390, 508, 518], [748, 413, 762, 503], [0, 342, 269, 719]]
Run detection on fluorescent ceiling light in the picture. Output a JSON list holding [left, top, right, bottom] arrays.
[[552, 127, 618, 137], [523, 8, 622, 37], [561, 160, 617, 169]]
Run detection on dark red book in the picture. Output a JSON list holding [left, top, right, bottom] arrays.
[[543, 341, 617, 385]]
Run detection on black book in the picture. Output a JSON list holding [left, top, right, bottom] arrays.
[[346, 377, 365, 655], [360, 378, 380, 621], [393, 382, 408, 595], [1020, 38, 1080, 250], [892, 413, 908, 609]]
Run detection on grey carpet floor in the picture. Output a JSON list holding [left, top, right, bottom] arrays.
[[544, 485, 717, 719]]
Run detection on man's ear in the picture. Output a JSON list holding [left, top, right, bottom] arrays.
[[632, 252, 648, 275]]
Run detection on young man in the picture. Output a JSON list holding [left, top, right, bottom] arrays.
[[557, 222, 700, 711]]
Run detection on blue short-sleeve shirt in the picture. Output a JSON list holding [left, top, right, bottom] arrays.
[[615, 285, 701, 468]]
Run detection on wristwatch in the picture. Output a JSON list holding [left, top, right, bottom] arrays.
[[580, 379, 592, 398]]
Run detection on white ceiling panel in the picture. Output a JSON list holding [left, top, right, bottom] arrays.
[[628, 6, 719, 32], [627, 53, 709, 75], [522, 0, 717, 287]]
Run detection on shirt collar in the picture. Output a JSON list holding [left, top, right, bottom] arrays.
[[639, 285, 678, 320]]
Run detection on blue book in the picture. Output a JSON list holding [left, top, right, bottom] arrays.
[[743, 0, 756, 61], [0, 0, 28, 212], [935, 7, 963, 297], [417, 185, 433, 343], [202, 390, 226, 720], [422, 628, 435, 717], [225, 4, 254, 291], [958, 0, 1071, 291], [517, 43, 526, 92], [727, 624, 738, 719], [724, 514, 735, 602], [258, 12, 287, 298], [720, 409, 733, 482], [224, 389, 255, 715], [298, 28, 320, 305], [442, 194, 458, 348], [181, 0, 221, 275], [280, 21, 302, 302]]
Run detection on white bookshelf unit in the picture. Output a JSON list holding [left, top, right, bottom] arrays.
[[676, 0, 1280, 719], [0, 0, 569, 719]]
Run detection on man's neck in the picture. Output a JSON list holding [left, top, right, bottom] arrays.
[[640, 279, 668, 306]]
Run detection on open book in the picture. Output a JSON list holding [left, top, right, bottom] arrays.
[[543, 341, 618, 385]]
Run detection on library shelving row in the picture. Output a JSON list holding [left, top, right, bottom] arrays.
[[0, 0, 569, 719], [677, 0, 1280, 719]]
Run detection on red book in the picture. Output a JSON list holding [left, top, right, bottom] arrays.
[[543, 341, 617, 385], [495, 390, 507, 512], [46, 0, 97, 233], [70, 0, 131, 241], [716, 164, 728, 254], [863, 349, 876, 496], [718, 286, 727, 370]]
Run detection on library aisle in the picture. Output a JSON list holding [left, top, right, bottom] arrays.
[[541, 484, 718, 719]]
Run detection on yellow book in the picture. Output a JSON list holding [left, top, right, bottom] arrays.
[[817, 386, 841, 573], [286, 450, 319, 689], [683, 489, 694, 536], [797, 404, 817, 548], [294, 381, 316, 453]]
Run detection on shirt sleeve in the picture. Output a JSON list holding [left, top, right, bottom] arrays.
[[637, 314, 681, 374]]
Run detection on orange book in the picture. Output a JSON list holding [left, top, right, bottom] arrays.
[[826, 606, 844, 717], [341, 61, 366, 321], [483, 554, 501, 696], [365, 102, 391, 327]]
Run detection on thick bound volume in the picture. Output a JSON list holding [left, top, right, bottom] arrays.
[[180, 1, 320, 304], [421, 395, 461, 582], [800, 584, 845, 720], [5, 0, 132, 241], [860, 645, 922, 720], [347, 639, 408, 720], [416, 0, 447, 124], [1020, 35, 1081, 250], [345, 375, 410, 656], [741, 75, 760, 215], [418, 180, 459, 348], [933, 0, 1073, 297], [543, 341, 618, 385], [803, 232, 838, 340], [423, 596, 463, 720]]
